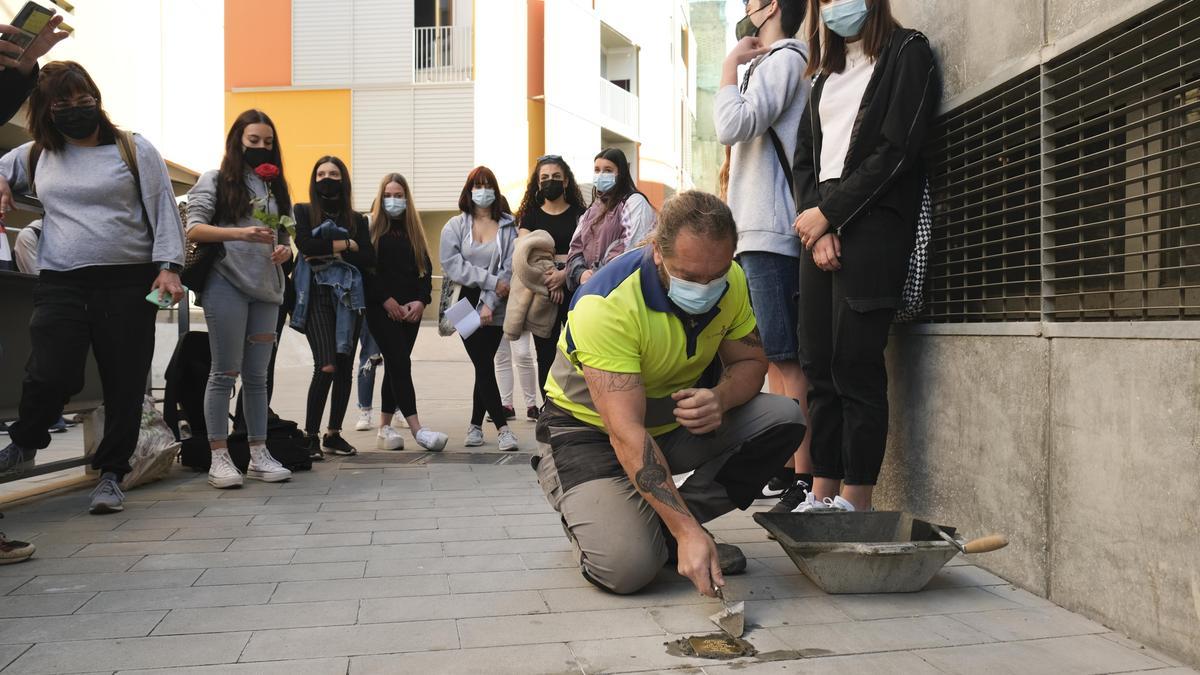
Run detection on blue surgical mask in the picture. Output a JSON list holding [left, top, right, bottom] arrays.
[[471, 188, 496, 207], [594, 172, 618, 193], [822, 0, 869, 38], [665, 267, 729, 315], [383, 197, 406, 217]]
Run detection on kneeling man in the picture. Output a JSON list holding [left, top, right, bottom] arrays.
[[534, 190, 806, 597]]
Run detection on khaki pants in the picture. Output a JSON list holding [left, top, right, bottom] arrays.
[[533, 393, 805, 594]]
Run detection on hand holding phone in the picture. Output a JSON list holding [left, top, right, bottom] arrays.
[[0, 3, 67, 72]]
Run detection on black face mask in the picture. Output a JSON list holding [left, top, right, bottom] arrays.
[[315, 178, 343, 200], [243, 146, 273, 169], [52, 105, 101, 140], [539, 179, 565, 201]]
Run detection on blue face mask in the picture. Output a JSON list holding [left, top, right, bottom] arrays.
[[594, 172, 618, 193], [383, 197, 406, 217], [665, 266, 729, 315], [471, 188, 495, 207], [822, 0, 869, 38]]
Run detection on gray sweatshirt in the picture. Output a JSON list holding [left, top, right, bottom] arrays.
[[714, 38, 811, 258], [186, 169, 290, 305], [0, 135, 185, 272]]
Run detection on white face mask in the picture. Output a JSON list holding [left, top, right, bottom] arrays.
[[471, 188, 496, 207], [383, 197, 406, 217]]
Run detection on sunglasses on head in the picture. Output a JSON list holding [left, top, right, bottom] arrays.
[[537, 154, 563, 163]]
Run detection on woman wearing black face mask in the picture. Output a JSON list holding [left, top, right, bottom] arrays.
[[292, 156, 376, 460], [515, 155, 587, 394]]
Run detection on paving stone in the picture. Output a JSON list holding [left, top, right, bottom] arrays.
[[737, 541, 790, 558], [77, 584, 276, 613], [17, 542, 83, 558], [359, 590, 549, 623], [568, 631, 794, 674], [493, 503, 557, 515], [540, 585, 712, 613], [115, 516, 251, 530], [648, 595, 852, 634], [2, 632, 251, 674], [305, 518, 439, 534], [318, 499, 430, 512], [291, 542, 445, 563], [703, 651, 945, 674], [754, 556, 807, 576], [349, 643, 578, 675], [118, 657, 349, 675], [153, 599, 358, 635], [372, 505, 496, 519], [829, 586, 1022, 620], [1098, 632, 1191, 668], [770, 615, 995, 656], [371, 527, 502, 545], [240, 620, 458, 661], [0, 644, 30, 670], [712, 527, 776, 544], [248, 511, 378, 525], [0, 610, 165, 644], [923, 565, 1011, 590], [506, 524, 568, 539], [948, 606, 1109, 641], [0, 556, 145, 579], [166, 524, 310, 540], [197, 503, 318, 516], [437, 514, 560, 529], [443, 537, 571, 556], [520, 551, 578, 570], [72, 539, 234, 557], [130, 549, 296, 571], [270, 575, 449, 603], [0, 576, 30, 594], [0, 593, 95, 619], [196, 561, 365, 585], [980, 584, 1057, 608], [31, 528, 179, 545], [226, 532, 372, 551], [364, 553, 522, 577], [265, 493, 383, 505], [458, 608, 663, 649], [13, 569, 202, 595], [913, 634, 1169, 674], [449, 568, 592, 594]]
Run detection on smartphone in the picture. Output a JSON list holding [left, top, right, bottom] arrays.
[[1, 2, 55, 55], [145, 287, 186, 309]]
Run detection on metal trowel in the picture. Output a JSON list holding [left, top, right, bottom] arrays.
[[709, 586, 745, 638]]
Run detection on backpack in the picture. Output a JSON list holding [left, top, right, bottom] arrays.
[[179, 415, 312, 473]]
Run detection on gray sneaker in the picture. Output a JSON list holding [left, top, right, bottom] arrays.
[[464, 425, 484, 447], [89, 474, 125, 514], [0, 442, 35, 476]]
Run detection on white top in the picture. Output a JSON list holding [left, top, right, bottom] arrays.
[[819, 41, 876, 182]]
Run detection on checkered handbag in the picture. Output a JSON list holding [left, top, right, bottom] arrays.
[[894, 179, 932, 323]]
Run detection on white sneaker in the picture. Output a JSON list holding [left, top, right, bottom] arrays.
[[392, 415, 409, 429], [415, 428, 448, 452], [829, 495, 856, 512], [355, 408, 373, 432], [377, 426, 405, 451], [247, 446, 292, 482], [792, 492, 833, 513], [464, 425, 484, 447], [498, 428, 519, 452], [208, 450, 244, 489]]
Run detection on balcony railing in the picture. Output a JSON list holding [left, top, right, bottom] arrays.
[[599, 77, 638, 137], [414, 26, 473, 83]]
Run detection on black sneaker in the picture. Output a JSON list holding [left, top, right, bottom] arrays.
[[0, 421, 9, 435], [322, 433, 357, 456], [768, 479, 811, 514], [526, 406, 540, 421], [716, 543, 747, 576], [0, 442, 35, 476], [304, 435, 325, 462], [761, 475, 793, 498], [487, 406, 518, 424]]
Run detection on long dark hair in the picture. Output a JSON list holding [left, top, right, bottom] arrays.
[[806, 0, 899, 77], [27, 61, 119, 152], [216, 109, 291, 225], [515, 156, 586, 222], [369, 173, 430, 276], [457, 166, 507, 221], [308, 155, 356, 234], [592, 148, 638, 220]]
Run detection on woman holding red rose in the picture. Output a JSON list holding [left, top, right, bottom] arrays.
[[185, 109, 295, 489]]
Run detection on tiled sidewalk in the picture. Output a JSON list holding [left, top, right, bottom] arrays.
[[0, 453, 1192, 675]]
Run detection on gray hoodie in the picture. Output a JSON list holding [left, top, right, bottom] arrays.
[[714, 38, 810, 258], [439, 212, 518, 323]]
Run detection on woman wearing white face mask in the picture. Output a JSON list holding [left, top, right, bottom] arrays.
[[565, 148, 656, 290], [364, 173, 449, 452], [790, 0, 939, 513], [439, 166, 520, 451]]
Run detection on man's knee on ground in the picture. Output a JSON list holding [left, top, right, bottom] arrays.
[[583, 543, 667, 595]]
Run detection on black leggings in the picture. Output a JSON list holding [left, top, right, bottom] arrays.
[[304, 284, 362, 435], [462, 324, 507, 430], [365, 307, 420, 418], [532, 301, 569, 396]]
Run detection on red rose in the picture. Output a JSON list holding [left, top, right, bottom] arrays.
[[254, 163, 280, 181]]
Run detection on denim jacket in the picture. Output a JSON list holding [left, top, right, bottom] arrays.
[[290, 220, 366, 355]]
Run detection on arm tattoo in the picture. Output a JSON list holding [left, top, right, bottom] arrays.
[[584, 369, 641, 403], [634, 433, 691, 516], [738, 328, 763, 349]]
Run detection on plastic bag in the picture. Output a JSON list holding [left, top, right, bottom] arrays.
[[84, 396, 181, 490]]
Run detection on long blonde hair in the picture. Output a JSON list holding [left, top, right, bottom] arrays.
[[368, 173, 430, 276]]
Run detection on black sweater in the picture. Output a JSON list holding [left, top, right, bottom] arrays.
[[367, 226, 433, 306], [0, 66, 36, 127], [293, 203, 375, 274]]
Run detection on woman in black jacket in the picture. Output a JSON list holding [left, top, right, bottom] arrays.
[[292, 156, 375, 459], [790, 0, 940, 513]]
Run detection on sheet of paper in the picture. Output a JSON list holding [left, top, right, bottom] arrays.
[[446, 297, 481, 339]]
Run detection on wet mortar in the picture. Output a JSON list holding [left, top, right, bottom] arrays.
[[665, 633, 758, 660]]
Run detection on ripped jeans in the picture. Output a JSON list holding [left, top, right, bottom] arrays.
[[202, 272, 280, 443]]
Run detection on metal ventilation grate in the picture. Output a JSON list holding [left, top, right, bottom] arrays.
[[1042, 0, 1200, 320], [923, 69, 1043, 322]]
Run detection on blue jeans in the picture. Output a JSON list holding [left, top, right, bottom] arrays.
[[356, 325, 382, 410], [738, 251, 800, 362], [203, 272, 279, 443]]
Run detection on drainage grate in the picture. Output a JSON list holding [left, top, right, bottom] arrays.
[[342, 452, 533, 466]]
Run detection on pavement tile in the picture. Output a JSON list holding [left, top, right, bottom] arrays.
[[648, 595, 852, 634], [240, 620, 459, 661], [364, 554, 522, 577], [712, 527, 776, 544], [291, 542, 445, 563], [115, 516, 251, 530], [568, 631, 794, 674], [738, 541, 790, 558], [0, 576, 31, 594], [196, 503, 319, 516], [443, 537, 571, 556], [923, 565, 1011, 590], [226, 532, 372, 551], [703, 651, 945, 674], [507, 524, 568, 539], [270, 575, 449, 603], [71, 539, 233, 558], [0, 644, 31, 670], [153, 599, 358, 634], [371, 527, 503, 544], [0, 556, 142, 578], [769, 615, 994, 656], [436, 514, 560, 529], [130, 549, 296, 571], [948, 606, 1109, 641], [458, 608, 664, 649], [31, 529, 179, 545], [265, 493, 383, 505], [77, 583, 276, 613], [449, 568, 592, 593], [493, 503, 558, 515], [913, 634, 1169, 674], [13, 569, 202, 595], [166, 524, 310, 540], [318, 499, 430, 512], [16, 542, 83, 558], [196, 561, 365, 585], [0, 610, 166, 644], [349, 643, 578, 675], [1098, 632, 1191, 669], [540, 585, 712, 613], [372, 505, 496, 519], [359, 590, 549, 623], [305, 518, 439, 534], [980, 584, 1057, 608], [829, 586, 1022, 620], [118, 657, 349, 675], [0, 593, 96, 619], [248, 511, 378, 525], [2, 632, 251, 674], [520, 551, 578, 569]]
